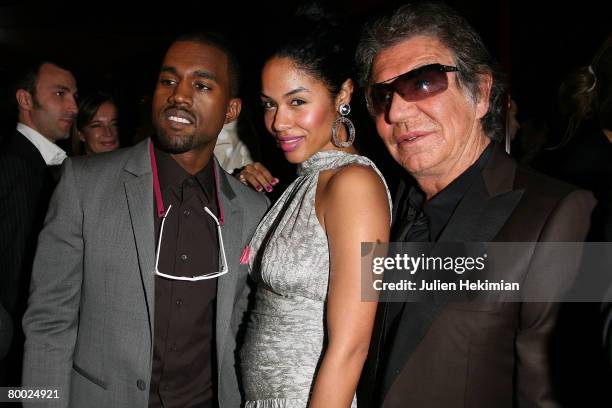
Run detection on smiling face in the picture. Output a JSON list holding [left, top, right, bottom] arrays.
[[261, 57, 347, 164], [152, 40, 239, 156], [78, 101, 119, 154], [370, 35, 490, 182], [25, 63, 78, 142]]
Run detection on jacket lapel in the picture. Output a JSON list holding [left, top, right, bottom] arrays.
[[122, 144, 246, 368], [123, 140, 156, 340], [380, 144, 525, 401], [214, 160, 244, 369]]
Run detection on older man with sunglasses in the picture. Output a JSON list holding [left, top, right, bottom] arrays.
[[356, 3, 595, 408]]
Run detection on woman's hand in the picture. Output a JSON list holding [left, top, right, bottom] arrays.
[[237, 162, 279, 193]]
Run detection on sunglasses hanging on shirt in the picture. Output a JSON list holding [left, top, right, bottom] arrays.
[[149, 141, 228, 281]]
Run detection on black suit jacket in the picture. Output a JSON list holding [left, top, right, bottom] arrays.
[[361, 144, 596, 408], [0, 129, 57, 385], [0, 302, 12, 360]]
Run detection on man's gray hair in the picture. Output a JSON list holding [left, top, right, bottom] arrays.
[[355, 2, 506, 141]]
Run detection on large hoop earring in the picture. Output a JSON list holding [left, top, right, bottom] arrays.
[[332, 103, 355, 148]]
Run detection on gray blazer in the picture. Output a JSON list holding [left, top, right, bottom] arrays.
[[22, 139, 269, 408]]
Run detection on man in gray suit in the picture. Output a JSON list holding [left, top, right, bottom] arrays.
[[22, 32, 269, 408]]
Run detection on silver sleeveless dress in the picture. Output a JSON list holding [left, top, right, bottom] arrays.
[[240, 150, 392, 408]]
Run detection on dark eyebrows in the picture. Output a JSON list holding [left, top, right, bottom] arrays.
[[53, 85, 76, 92], [260, 87, 310, 99], [160, 66, 178, 75], [193, 70, 218, 83], [159, 66, 218, 83], [285, 87, 308, 97]]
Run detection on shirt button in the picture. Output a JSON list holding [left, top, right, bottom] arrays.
[[171, 343, 178, 352], [180, 253, 188, 262], [163, 384, 169, 391], [175, 298, 183, 307], [137, 379, 146, 391], [183, 208, 191, 216]]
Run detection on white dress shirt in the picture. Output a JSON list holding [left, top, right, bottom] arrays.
[[16, 123, 67, 166], [213, 121, 254, 173]]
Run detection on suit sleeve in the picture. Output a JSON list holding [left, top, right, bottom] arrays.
[[0, 153, 40, 315], [515, 189, 595, 407], [22, 159, 84, 408], [0, 301, 13, 360]]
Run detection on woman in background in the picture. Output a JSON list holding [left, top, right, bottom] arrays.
[[240, 4, 391, 407], [73, 91, 119, 155], [548, 34, 612, 240]]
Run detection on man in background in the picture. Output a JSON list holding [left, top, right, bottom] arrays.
[[0, 60, 77, 385]]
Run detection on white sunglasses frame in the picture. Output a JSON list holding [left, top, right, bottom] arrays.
[[154, 204, 228, 281]]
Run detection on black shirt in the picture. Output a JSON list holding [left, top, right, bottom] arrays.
[[395, 143, 493, 242], [149, 146, 219, 408]]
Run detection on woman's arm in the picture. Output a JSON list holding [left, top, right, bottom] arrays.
[[309, 165, 390, 408]]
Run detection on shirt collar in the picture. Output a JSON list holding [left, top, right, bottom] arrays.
[[153, 144, 215, 202], [410, 142, 494, 240], [17, 123, 67, 166]]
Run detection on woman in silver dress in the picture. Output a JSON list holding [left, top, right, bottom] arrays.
[[238, 5, 392, 408]]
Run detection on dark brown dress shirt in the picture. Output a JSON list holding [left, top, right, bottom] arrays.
[[149, 146, 219, 408]]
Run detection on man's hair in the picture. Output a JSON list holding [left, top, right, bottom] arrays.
[[172, 32, 241, 97], [355, 2, 506, 141], [14, 58, 73, 99]]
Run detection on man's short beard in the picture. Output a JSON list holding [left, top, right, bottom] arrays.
[[154, 127, 194, 154], [31, 93, 70, 141]]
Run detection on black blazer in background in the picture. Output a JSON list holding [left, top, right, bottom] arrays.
[[0, 302, 12, 361], [0, 130, 57, 385]]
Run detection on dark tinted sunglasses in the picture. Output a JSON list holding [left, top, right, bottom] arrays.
[[366, 63, 459, 115]]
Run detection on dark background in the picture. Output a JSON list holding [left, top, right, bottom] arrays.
[[1, 1, 610, 403], [0, 0, 609, 174]]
